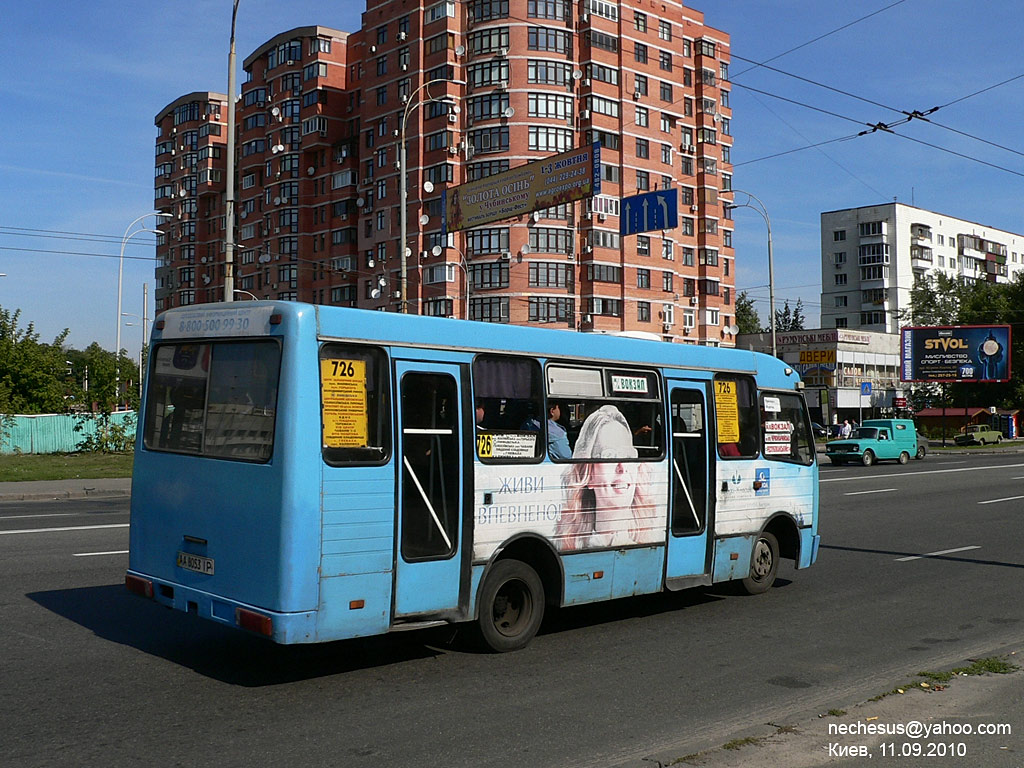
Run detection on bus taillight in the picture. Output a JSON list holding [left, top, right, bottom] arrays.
[[125, 574, 154, 599], [236, 608, 273, 636]]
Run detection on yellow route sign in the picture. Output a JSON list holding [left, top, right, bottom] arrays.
[[714, 380, 740, 443], [321, 359, 369, 447]]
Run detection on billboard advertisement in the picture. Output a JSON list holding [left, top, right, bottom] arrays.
[[901, 325, 1011, 382], [442, 144, 600, 233]]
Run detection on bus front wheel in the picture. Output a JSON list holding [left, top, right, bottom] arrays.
[[741, 531, 779, 595], [477, 559, 545, 652]]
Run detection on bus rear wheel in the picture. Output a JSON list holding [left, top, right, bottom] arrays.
[[741, 531, 779, 595], [477, 559, 544, 652]]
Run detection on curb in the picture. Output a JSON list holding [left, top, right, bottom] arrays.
[[0, 488, 131, 502]]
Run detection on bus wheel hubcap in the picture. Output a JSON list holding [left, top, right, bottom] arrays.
[[493, 580, 531, 637], [752, 540, 772, 580]]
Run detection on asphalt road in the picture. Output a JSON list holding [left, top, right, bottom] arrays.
[[1, 454, 1021, 767]]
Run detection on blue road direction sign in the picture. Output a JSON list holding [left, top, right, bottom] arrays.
[[620, 189, 678, 236]]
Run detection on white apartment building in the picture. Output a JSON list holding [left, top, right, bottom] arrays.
[[820, 203, 1024, 332]]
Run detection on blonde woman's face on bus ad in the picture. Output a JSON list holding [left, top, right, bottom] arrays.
[[587, 421, 640, 512]]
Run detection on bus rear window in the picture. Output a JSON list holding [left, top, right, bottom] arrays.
[[143, 341, 281, 462]]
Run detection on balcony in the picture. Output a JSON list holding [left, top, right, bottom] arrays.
[[910, 223, 932, 242], [910, 245, 933, 267]]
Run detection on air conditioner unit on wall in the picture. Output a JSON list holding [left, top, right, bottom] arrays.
[[690, 296, 698, 305]]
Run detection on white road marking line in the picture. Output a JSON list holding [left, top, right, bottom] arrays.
[[896, 545, 981, 562], [0, 513, 79, 520], [978, 495, 1024, 505], [74, 550, 129, 557], [820, 462, 1024, 483], [0, 523, 129, 536], [844, 488, 897, 496]]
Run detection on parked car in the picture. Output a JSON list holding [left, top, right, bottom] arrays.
[[915, 432, 928, 460], [825, 418, 918, 466], [811, 422, 828, 439], [954, 424, 1003, 446]]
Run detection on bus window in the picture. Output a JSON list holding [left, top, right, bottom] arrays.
[[143, 340, 281, 462], [547, 365, 665, 460], [761, 392, 814, 465], [713, 375, 759, 459], [320, 344, 390, 464], [472, 355, 543, 462]]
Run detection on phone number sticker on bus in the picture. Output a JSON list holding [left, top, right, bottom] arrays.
[[161, 306, 275, 338]]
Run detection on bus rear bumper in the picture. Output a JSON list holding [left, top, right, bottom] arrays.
[[125, 570, 317, 644]]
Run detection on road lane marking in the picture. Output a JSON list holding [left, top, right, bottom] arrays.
[[978, 495, 1024, 505], [896, 545, 981, 562], [0, 513, 79, 520], [844, 488, 897, 496], [74, 550, 129, 557], [820, 462, 1024, 483], [0, 523, 128, 536]]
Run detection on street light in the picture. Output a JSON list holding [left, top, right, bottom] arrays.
[[429, 244, 471, 319], [117, 212, 170, 409], [233, 289, 260, 301], [399, 79, 457, 314], [122, 313, 148, 400], [725, 190, 776, 358], [223, 0, 241, 304]]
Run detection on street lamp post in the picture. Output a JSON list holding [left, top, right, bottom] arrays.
[[224, 0, 241, 303], [399, 79, 456, 314], [726, 191, 776, 358], [122, 313, 147, 400], [428, 244, 471, 319], [117, 212, 170, 409]]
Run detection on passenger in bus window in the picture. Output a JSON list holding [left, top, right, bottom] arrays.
[[556, 405, 658, 550], [547, 402, 571, 460]]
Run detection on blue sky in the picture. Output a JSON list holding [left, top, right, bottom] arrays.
[[1, 0, 1022, 358]]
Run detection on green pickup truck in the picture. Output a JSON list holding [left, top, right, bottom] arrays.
[[954, 424, 1003, 446], [825, 418, 919, 466]]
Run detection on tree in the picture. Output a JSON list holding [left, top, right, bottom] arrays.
[[734, 291, 761, 334], [0, 306, 72, 414], [773, 299, 806, 332]]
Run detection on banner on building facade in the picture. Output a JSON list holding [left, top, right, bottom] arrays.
[[901, 325, 1011, 382], [442, 144, 600, 233]]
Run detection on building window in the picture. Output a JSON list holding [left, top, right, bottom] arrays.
[[835, 273, 848, 286], [834, 229, 847, 242], [634, 11, 647, 32], [635, 43, 648, 63], [638, 301, 651, 322], [658, 20, 671, 41], [659, 51, 673, 71], [636, 138, 649, 158], [637, 268, 650, 289], [529, 297, 574, 324], [660, 81, 673, 102]]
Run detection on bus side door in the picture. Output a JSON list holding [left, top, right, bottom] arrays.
[[393, 361, 470, 618], [665, 381, 713, 588]]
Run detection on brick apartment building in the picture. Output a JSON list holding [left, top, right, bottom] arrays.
[[154, 2, 737, 345]]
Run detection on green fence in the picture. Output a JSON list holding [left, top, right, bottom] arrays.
[[1, 412, 138, 455]]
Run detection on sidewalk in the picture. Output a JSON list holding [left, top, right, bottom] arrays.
[[624, 648, 1024, 767], [0, 477, 131, 502]]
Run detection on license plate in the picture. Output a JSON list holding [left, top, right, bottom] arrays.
[[176, 551, 215, 575]]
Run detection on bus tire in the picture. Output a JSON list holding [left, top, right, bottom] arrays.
[[898, 451, 909, 465], [741, 531, 779, 595], [861, 450, 875, 467], [477, 559, 544, 653]]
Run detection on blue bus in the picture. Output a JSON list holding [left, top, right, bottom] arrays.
[[126, 301, 819, 651]]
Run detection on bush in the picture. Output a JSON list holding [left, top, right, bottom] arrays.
[[73, 412, 137, 453]]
